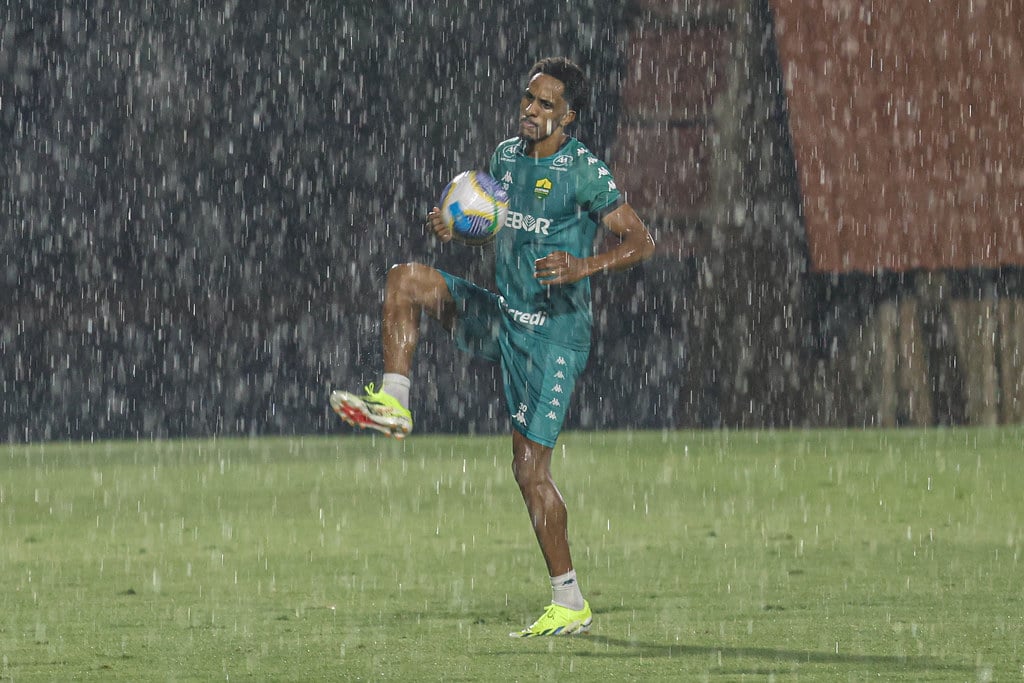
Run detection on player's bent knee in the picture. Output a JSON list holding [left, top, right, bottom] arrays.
[[385, 263, 452, 318], [386, 262, 420, 286], [387, 263, 436, 297]]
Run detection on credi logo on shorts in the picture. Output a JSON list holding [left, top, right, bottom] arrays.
[[506, 211, 551, 235], [498, 296, 548, 327]]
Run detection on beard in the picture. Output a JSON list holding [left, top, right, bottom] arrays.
[[519, 117, 557, 142]]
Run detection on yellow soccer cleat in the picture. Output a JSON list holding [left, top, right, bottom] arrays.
[[509, 601, 592, 638], [329, 384, 413, 439]]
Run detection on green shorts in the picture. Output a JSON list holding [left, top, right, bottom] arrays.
[[440, 271, 589, 448]]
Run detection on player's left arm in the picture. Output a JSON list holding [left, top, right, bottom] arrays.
[[535, 203, 655, 285]]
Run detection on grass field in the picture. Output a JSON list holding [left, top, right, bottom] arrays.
[[2, 428, 1022, 681]]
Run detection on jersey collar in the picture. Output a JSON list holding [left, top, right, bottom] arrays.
[[516, 136, 575, 160]]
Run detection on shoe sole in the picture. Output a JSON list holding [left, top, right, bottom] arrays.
[[329, 391, 411, 440]]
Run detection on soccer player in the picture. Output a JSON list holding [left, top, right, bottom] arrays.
[[331, 57, 654, 637]]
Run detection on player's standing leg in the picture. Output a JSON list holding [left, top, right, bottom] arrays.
[[509, 430, 592, 637], [330, 263, 455, 438]]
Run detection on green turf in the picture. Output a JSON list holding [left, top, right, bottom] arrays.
[[1, 428, 1022, 680]]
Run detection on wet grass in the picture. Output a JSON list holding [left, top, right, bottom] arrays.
[[2, 427, 1022, 680]]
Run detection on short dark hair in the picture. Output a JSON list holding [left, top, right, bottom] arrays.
[[528, 57, 590, 114]]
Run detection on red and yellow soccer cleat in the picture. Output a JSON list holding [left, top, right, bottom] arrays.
[[329, 384, 413, 439]]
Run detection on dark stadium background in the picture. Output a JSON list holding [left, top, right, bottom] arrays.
[[3, 0, 1022, 441]]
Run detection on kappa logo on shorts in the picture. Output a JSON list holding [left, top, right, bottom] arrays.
[[513, 403, 528, 426]]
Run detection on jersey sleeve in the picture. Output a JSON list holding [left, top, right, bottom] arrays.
[[575, 154, 623, 218], [489, 148, 501, 178]]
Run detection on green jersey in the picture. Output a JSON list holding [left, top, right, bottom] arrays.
[[489, 136, 623, 351]]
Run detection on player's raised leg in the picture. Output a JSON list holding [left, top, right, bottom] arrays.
[[330, 263, 455, 438], [509, 430, 592, 637]]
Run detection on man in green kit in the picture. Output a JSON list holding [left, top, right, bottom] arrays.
[[331, 57, 654, 637]]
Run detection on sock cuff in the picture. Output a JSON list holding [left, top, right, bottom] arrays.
[[382, 373, 410, 389], [550, 569, 577, 587], [381, 373, 411, 410]]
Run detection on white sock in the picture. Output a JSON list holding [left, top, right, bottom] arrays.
[[381, 373, 410, 409], [550, 569, 585, 611]]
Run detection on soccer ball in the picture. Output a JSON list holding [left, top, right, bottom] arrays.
[[439, 170, 509, 246]]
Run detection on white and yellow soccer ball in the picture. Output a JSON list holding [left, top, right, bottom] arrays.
[[439, 170, 509, 246]]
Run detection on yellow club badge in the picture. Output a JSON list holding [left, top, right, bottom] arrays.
[[534, 178, 552, 199]]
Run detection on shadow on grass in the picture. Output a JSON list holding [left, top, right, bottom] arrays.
[[557, 636, 971, 674]]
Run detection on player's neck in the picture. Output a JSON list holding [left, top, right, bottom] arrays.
[[526, 133, 569, 159]]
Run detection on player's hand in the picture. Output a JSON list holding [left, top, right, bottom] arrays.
[[535, 251, 588, 285], [426, 207, 453, 243]]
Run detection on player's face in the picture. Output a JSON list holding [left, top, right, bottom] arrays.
[[519, 73, 575, 145]]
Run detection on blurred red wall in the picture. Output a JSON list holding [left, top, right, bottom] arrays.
[[771, 0, 1024, 272]]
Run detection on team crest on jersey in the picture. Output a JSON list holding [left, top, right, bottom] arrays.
[[534, 178, 552, 199]]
